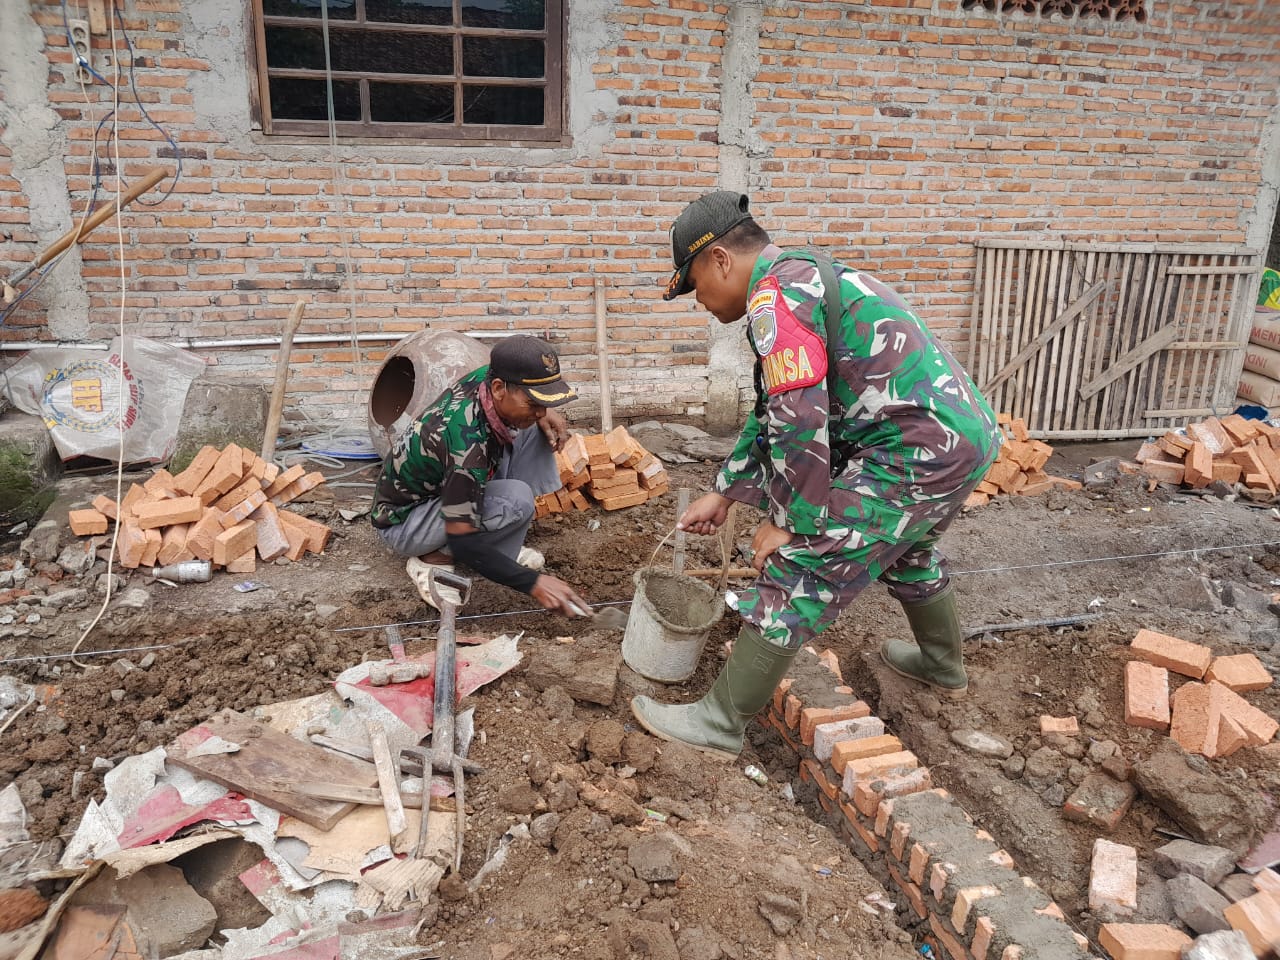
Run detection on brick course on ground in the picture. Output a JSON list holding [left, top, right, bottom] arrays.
[[765, 648, 1090, 960], [1, 2, 1278, 423]]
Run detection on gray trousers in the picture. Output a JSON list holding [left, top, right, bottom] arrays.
[[376, 426, 561, 560]]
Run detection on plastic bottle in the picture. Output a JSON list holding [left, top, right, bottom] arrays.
[[149, 560, 212, 583], [743, 764, 768, 786]]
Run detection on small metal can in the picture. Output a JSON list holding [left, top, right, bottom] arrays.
[[743, 764, 768, 786]]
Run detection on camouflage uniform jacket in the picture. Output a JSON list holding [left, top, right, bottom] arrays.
[[716, 248, 1000, 543], [370, 366, 501, 530]]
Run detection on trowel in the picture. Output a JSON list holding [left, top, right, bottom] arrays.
[[569, 602, 629, 632]]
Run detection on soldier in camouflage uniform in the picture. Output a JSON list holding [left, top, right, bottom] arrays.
[[372, 336, 590, 616], [631, 191, 1001, 761]]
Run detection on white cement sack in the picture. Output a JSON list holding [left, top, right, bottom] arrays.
[[1243, 343, 1280, 381], [1249, 308, 1280, 350], [2, 336, 206, 462], [1237, 370, 1280, 409]]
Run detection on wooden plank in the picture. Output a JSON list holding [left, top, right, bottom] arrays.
[[1166, 264, 1259, 275], [367, 722, 411, 854], [1078, 324, 1181, 400], [1143, 407, 1219, 420], [168, 711, 377, 830], [1214, 261, 1251, 411], [977, 239, 1258, 256], [1062, 250, 1097, 433], [286, 780, 458, 812], [1122, 252, 1164, 430], [981, 280, 1105, 393], [1098, 250, 1141, 430], [87, 0, 107, 34]]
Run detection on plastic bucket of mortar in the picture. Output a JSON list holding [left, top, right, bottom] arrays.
[[621, 567, 725, 683]]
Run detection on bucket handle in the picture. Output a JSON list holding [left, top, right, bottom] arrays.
[[647, 524, 679, 571]]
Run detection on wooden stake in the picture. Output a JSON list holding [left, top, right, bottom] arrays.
[[673, 487, 690, 574], [367, 722, 411, 854], [260, 299, 305, 462]]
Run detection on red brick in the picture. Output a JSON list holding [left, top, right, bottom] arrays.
[[1170, 682, 1214, 756], [132, 496, 203, 530], [220, 489, 268, 527], [853, 767, 933, 818], [214, 475, 266, 513], [951, 884, 1001, 937], [1063, 771, 1136, 831], [886, 859, 928, 920], [842, 751, 919, 797], [213, 520, 257, 566], [1089, 839, 1137, 915], [269, 470, 325, 506], [1255, 869, 1280, 894], [813, 715, 885, 763], [909, 842, 930, 885], [172, 445, 221, 495], [783, 694, 802, 730], [186, 509, 225, 562], [276, 510, 331, 555], [1183, 442, 1212, 487], [1123, 660, 1170, 730], [1130, 628, 1212, 679], [140, 528, 163, 568], [156, 523, 192, 566], [838, 800, 879, 854], [1210, 680, 1279, 746], [117, 520, 147, 569], [800, 700, 871, 745], [1171, 681, 1276, 757], [194, 445, 245, 504], [1224, 890, 1280, 955], [263, 464, 305, 499], [1206, 653, 1273, 692], [927, 913, 971, 960], [1039, 715, 1078, 736], [252, 502, 289, 562], [830, 734, 905, 775], [598, 489, 648, 511], [801, 759, 838, 801], [1141, 460, 1185, 485], [68, 509, 108, 537], [1098, 923, 1191, 960], [971, 916, 996, 960], [282, 521, 307, 562], [91, 494, 118, 520], [771, 677, 794, 714], [120, 483, 149, 518], [225, 549, 257, 574]]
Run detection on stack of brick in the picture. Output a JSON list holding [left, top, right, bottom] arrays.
[[966, 414, 1081, 508], [1122, 628, 1277, 759], [1238, 308, 1280, 409], [65, 443, 331, 575], [1134, 413, 1280, 497], [759, 648, 1090, 959], [534, 426, 670, 517]]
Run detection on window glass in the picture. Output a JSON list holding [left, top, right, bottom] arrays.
[[462, 85, 543, 125], [263, 0, 356, 19], [370, 82, 455, 123], [366, 0, 452, 26], [270, 77, 361, 120], [462, 37, 544, 79], [461, 0, 545, 30]]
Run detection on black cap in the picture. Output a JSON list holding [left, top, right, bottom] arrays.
[[664, 191, 753, 300], [489, 336, 577, 407]]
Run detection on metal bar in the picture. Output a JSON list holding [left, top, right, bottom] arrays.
[[1166, 265, 1259, 276], [964, 613, 1103, 638], [975, 239, 1259, 256], [0, 329, 542, 353]]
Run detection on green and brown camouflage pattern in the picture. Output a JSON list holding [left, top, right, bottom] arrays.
[[371, 366, 500, 529], [718, 248, 1001, 648]]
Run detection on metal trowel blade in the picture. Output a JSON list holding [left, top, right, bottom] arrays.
[[591, 606, 629, 632]]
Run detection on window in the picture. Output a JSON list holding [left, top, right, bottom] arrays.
[[960, 0, 1148, 21], [250, 0, 565, 143]]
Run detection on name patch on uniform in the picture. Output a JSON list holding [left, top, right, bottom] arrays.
[[750, 276, 827, 396]]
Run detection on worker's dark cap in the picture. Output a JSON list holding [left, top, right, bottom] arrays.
[[489, 336, 577, 407], [664, 191, 754, 300]]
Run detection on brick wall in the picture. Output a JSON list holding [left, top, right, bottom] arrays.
[[1, 0, 1277, 427]]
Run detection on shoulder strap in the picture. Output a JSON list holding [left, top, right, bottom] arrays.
[[770, 250, 846, 414]]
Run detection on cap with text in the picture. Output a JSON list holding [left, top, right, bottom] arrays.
[[488, 335, 577, 407], [664, 191, 754, 300]]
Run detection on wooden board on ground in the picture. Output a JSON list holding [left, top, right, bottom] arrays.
[[168, 710, 379, 830]]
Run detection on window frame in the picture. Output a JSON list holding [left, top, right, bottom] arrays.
[[247, 0, 566, 146]]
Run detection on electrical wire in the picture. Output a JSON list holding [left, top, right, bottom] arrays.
[[68, 1, 129, 669]]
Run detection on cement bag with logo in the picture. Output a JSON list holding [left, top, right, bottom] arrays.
[[2, 336, 207, 463]]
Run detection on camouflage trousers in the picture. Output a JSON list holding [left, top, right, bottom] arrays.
[[735, 489, 974, 650]]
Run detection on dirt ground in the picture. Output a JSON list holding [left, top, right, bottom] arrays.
[[2, 439, 1279, 958]]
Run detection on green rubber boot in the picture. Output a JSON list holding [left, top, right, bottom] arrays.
[[630, 624, 797, 761], [880, 584, 968, 699]]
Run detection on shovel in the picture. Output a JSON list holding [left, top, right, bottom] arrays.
[[568, 602, 629, 632]]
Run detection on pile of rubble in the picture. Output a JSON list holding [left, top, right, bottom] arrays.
[[1134, 413, 1280, 498], [535, 427, 669, 517], [66, 443, 331, 574], [966, 414, 1081, 508]]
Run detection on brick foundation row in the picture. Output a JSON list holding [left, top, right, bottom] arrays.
[[757, 649, 1095, 960]]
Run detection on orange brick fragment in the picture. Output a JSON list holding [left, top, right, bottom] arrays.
[[1123, 660, 1170, 730], [251, 502, 289, 562], [220, 489, 268, 528], [186, 509, 225, 562], [853, 767, 933, 818], [276, 510, 331, 555], [194, 444, 246, 505], [120, 483, 148, 518], [264, 464, 306, 500], [269, 471, 325, 506], [1183, 442, 1212, 488], [599, 490, 649, 511], [172, 445, 221, 495], [1141, 460, 1185, 485], [1171, 681, 1279, 757], [117, 520, 147, 569], [282, 521, 307, 562], [140, 528, 163, 568], [132, 496, 203, 530], [842, 751, 919, 796], [214, 476, 265, 513], [68, 509, 109, 537], [1223, 891, 1280, 956], [829, 735, 904, 775], [1040, 715, 1079, 736], [156, 523, 192, 566], [799, 701, 872, 745], [1098, 923, 1190, 960], [1090, 839, 1137, 914], [225, 549, 256, 574], [91, 495, 118, 521], [1130, 628, 1212, 679], [1206, 653, 1273, 692]]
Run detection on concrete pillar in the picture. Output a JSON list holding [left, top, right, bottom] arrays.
[[0, 4, 90, 339], [704, 0, 764, 435]]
